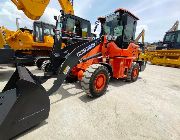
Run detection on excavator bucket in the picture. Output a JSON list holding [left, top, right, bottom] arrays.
[[0, 66, 50, 140]]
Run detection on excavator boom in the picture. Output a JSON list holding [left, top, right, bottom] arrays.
[[168, 20, 179, 32], [135, 29, 145, 44], [12, 0, 74, 20]]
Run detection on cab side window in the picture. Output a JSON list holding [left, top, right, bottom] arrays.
[[81, 23, 88, 37], [124, 17, 136, 42], [35, 26, 43, 42], [66, 18, 75, 33]]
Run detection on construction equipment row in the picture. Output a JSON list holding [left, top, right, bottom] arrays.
[[140, 21, 180, 67]]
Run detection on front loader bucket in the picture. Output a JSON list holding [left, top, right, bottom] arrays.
[[0, 66, 50, 140]]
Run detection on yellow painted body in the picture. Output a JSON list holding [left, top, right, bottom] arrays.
[[12, 0, 74, 20], [1, 26, 54, 51], [140, 50, 180, 67], [0, 27, 6, 48]]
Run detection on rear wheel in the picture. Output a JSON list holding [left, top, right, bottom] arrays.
[[35, 58, 47, 70], [126, 63, 140, 82], [81, 64, 110, 97]]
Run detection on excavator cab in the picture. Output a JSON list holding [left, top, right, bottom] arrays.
[[98, 9, 138, 48], [156, 30, 180, 50], [33, 21, 55, 43]]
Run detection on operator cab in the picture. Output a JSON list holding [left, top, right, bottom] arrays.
[[55, 13, 91, 39], [54, 12, 92, 49], [157, 30, 180, 50], [97, 8, 139, 49], [33, 21, 55, 42]]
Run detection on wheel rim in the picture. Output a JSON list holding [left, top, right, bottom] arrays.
[[94, 73, 106, 92], [132, 68, 138, 78]]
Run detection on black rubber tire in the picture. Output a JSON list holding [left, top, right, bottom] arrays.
[[36, 59, 44, 70], [41, 60, 51, 72], [126, 63, 140, 82], [65, 73, 78, 83], [81, 64, 110, 97]]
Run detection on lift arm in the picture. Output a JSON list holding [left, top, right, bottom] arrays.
[[135, 29, 145, 44], [11, 0, 74, 20]]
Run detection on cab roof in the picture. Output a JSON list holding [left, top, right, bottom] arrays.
[[115, 8, 139, 20]]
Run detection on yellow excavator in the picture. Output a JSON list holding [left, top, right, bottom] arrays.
[[141, 20, 180, 67], [0, 19, 55, 64], [0, 0, 92, 65]]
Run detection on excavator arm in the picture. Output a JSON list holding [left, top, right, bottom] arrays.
[[168, 20, 179, 32], [11, 0, 74, 20], [135, 29, 145, 44]]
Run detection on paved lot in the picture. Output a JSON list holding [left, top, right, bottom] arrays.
[[0, 64, 180, 140]]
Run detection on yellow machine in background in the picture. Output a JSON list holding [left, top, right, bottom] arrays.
[[12, 0, 74, 20], [0, 0, 75, 65], [3, 23, 54, 50], [0, 22, 55, 56], [142, 50, 180, 67], [140, 21, 180, 67]]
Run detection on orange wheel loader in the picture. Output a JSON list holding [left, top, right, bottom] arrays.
[[43, 8, 146, 97]]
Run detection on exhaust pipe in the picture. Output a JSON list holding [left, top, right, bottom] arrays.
[[0, 66, 50, 140]]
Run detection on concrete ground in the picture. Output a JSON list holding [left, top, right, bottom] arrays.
[[0, 64, 180, 140]]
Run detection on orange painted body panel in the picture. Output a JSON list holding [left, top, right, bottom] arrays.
[[76, 44, 102, 69], [107, 42, 139, 58], [109, 57, 133, 78]]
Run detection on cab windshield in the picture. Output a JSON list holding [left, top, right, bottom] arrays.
[[164, 33, 175, 43], [104, 14, 123, 37]]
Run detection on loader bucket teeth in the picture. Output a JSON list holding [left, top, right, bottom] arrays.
[[0, 66, 50, 140]]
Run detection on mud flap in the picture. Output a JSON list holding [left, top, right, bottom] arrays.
[[0, 66, 50, 140]]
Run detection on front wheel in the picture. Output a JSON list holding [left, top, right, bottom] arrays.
[[81, 64, 110, 97]]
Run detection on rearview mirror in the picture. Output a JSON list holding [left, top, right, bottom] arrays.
[[54, 16, 57, 21], [94, 21, 99, 32]]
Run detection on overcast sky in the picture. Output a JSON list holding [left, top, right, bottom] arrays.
[[0, 0, 180, 42]]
